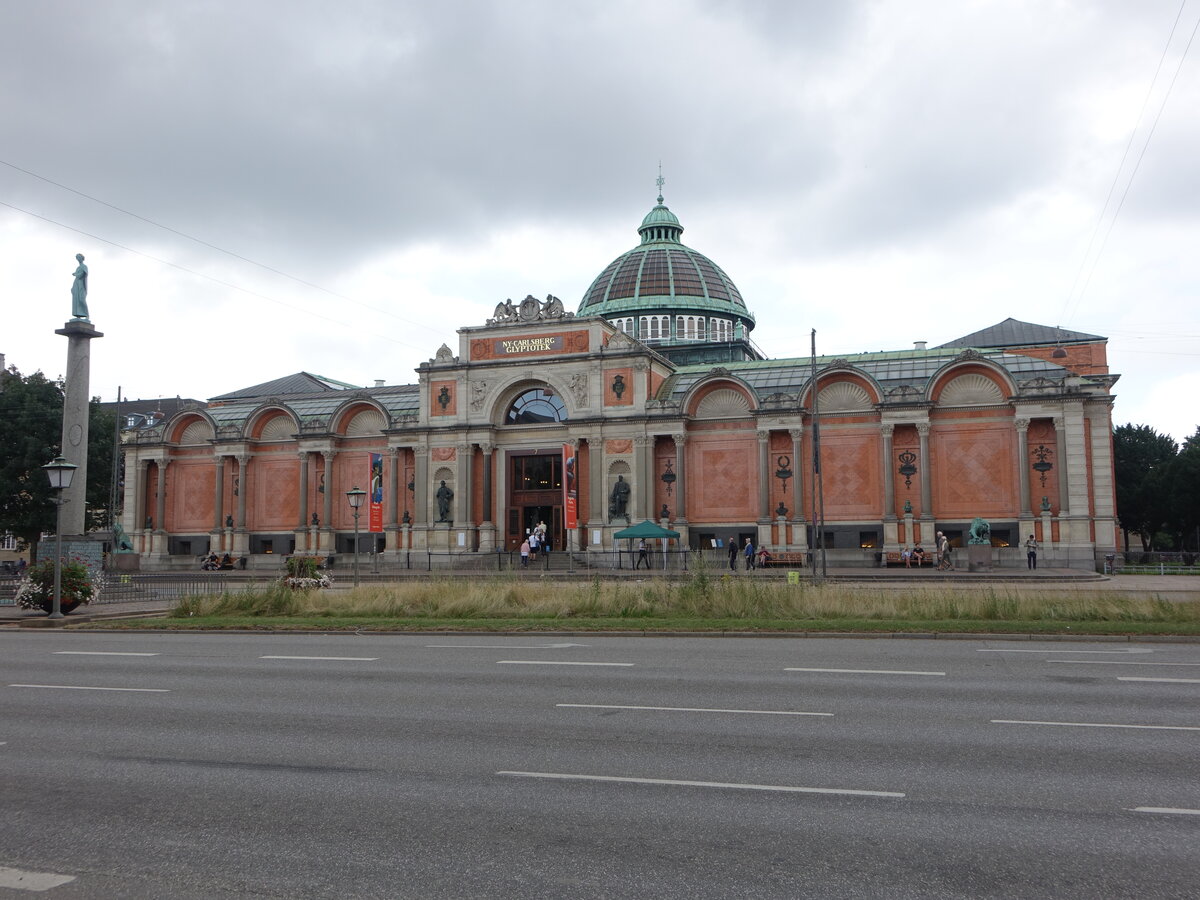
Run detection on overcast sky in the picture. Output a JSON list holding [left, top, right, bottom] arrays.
[[3, 0, 1197, 441]]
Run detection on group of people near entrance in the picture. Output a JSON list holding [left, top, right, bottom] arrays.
[[519, 522, 550, 567], [898, 532, 955, 570], [726, 536, 771, 571], [200, 552, 238, 571]]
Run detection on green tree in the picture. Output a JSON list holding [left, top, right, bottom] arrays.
[[0, 365, 118, 559], [1165, 426, 1200, 553], [1113, 423, 1177, 553], [0, 367, 61, 555]]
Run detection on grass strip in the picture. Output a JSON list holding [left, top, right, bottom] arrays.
[[69, 571, 1200, 635]]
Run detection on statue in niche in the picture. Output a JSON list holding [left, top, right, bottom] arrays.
[[436, 480, 454, 522], [608, 475, 630, 523]]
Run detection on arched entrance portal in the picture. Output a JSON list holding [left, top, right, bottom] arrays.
[[506, 451, 564, 551]]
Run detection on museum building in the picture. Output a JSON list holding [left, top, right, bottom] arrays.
[[119, 194, 1120, 566]]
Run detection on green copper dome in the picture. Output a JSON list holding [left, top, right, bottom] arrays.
[[578, 196, 754, 333]]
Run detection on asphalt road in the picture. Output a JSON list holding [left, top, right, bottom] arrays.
[[1, 632, 1197, 899]]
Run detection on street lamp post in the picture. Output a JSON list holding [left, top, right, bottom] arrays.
[[42, 457, 78, 619], [346, 486, 366, 587]]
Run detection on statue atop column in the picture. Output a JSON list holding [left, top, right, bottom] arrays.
[[71, 254, 89, 320]]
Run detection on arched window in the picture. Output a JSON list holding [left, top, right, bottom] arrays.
[[506, 388, 568, 425], [639, 317, 648, 338], [676, 316, 685, 339]]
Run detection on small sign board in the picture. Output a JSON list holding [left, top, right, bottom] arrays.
[[787, 571, 800, 585]]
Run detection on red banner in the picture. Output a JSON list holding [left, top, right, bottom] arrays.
[[563, 443, 577, 531], [369, 453, 383, 533]]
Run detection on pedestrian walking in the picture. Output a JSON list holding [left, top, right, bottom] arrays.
[[744, 537, 755, 571], [520, 538, 530, 567], [636, 538, 649, 570], [727, 536, 739, 572], [1025, 534, 1038, 570], [936, 531, 953, 570]]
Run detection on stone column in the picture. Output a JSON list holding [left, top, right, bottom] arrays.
[[1053, 416, 1070, 516], [234, 455, 250, 556], [757, 430, 771, 547], [1088, 405, 1118, 550], [385, 447, 401, 553], [1014, 418, 1032, 516], [880, 424, 897, 551], [234, 456, 248, 530], [321, 451, 335, 551], [633, 434, 652, 521], [153, 460, 168, 556], [917, 423, 933, 533], [757, 431, 771, 521], [880, 424, 895, 518], [588, 436, 605, 526], [295, 451, 310, 551], [212, 456, 226, 533], [479, 442, 496, 552], [211, 456, 225, 552], [790, 428, 806, 551], [456, 443, 474, 546], [134, 459, 150, 553], [480, 443, 494, 523], [297, 452, 310, 529], [671, 433, 688, 522], [413, 446, 429, 526], [55, 320, 103, 536]]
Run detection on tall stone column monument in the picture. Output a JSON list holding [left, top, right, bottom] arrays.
[[55, 253, 103, 538]]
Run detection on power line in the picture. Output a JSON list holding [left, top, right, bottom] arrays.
[[1062, 3, 1199, 325], [0, 157, 446, 339], [0, 198, 429, 350]]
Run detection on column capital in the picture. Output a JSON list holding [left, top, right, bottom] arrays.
[[915, 423, 931, 437], [880, 423, 895, 438], [671, 432, 688, 446], [789, 428, 804, 441], [632, 434, 653, 447], [455, 442, 474, 455], [1014, 417, 1030, 431], [478, 442, 496, 455], [756, 430, 771, 443], [412, 445, 429, 458]]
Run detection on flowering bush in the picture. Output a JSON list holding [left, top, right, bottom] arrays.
[[282, 555, 332, 591], [15, 556, 101, 613]]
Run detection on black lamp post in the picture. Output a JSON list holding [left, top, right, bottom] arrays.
[[42, 457, 78, 619], [346, 486, 366, 587]]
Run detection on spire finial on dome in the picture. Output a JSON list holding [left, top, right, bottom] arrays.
[[656, 162, 665, 205]]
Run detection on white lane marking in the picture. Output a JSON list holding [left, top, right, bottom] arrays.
[[53, 651, 160, 656], [0, 865, 76, 891], [427, 642, 588, 649], [498, 660, 633, 667], [992, 719, 1200, 732], [1048, 660, 1200, 666], [977, 648, 1152, 654], [259, 655, 379, 661], [558, 703, 833, 717], [9, 684, 170, 693], [1118, 677, 1200, 684], [1132, 807, 1200, 816], [785, 667, 945, 676], [498, 770, 904, 798]]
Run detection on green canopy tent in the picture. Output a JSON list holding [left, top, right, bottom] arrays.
[[612, 520, 680, 570]]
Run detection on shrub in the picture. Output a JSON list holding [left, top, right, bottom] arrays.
[[15, 556, 100, 611]]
